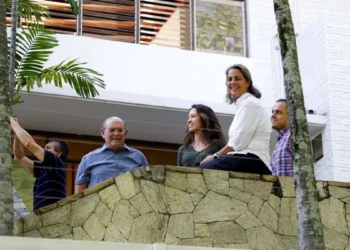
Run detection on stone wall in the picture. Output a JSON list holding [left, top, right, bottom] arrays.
[[13, 165, 350, 250]]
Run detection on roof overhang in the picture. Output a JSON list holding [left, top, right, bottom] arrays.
[[14, 92, 327, 146]]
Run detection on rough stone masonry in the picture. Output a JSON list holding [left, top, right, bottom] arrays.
[[13, 165, 350, 250]]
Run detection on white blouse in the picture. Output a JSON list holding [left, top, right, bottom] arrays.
[[227, 93, 272, 169]]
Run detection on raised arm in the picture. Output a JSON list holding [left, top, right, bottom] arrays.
[[13, 135, 34, 176], [10, 117, 45, 162]]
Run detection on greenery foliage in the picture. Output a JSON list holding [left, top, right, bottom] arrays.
[[7, 0, 105, 104], [196, 0, 244, 55]]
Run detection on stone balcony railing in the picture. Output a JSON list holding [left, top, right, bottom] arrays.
[[13, 165, 350, 250]]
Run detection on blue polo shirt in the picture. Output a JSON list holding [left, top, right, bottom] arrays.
[[33, 150, 66, 211], [75, 144, 148, 187]]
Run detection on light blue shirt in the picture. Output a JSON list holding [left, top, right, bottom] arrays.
[[75, 144, 148, 187]]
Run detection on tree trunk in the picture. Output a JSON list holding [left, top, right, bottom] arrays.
[[9, 0, 18, 110], [273, 0, 325, 249], [0, 0, 14, 236]]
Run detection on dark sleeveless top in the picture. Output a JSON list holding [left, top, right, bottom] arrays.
[[177, 140, 226, 167]]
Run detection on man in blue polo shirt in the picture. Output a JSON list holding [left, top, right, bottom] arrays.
[[11, 117, 68, 211], [75, 116, 148, 193]]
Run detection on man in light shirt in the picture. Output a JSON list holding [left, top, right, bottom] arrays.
[[75, 117, 148, 193]]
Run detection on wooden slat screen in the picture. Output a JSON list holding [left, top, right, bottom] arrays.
[[140, 0, 191, 48], [20, 0, 192, 47], [33, 0, 78, 34], [82, 0, 135, 42], [32, 0, 136, 42], [8, 0, 247, 54]]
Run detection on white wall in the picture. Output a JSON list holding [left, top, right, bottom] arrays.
[[295, 2, 350, 181], [297, 17, 333, 180], [39, 35, 253, 115], [325, 13, 350, 181]]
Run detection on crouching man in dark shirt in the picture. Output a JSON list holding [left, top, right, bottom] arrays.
[[11, 117, 68, 212]]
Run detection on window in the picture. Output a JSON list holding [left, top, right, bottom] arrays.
[[311, 134, 323, 162], [196, 0, 247, 56]]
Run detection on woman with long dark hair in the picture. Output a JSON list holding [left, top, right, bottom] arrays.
[[200, 64, 272, 174], [177, 104, 226, 167]]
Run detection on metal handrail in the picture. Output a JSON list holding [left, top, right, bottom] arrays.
[[76, 0, 83, 36], [190, 0, 196, 51], [135, 0, 141, 43]]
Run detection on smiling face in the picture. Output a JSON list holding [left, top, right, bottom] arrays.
[[187, 108, 202, 133], [271, 101, 289, 131], [226, 68, 250, 100], [101, 118, 128, 150]]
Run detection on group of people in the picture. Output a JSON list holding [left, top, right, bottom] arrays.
[[177, 64, 292, 176], [11, 64, 293, 217]]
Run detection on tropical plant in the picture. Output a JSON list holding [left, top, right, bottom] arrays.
[[7, 0, 48, 22], [6, 0, 103, 105], [7, 0, 77, 19], [13, 24, 105, 104], [196, 0, 244, 55]]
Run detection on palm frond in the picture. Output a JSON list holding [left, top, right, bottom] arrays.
[[7, 0, 49, 21], [15, 24, 59, 88], [67, 0, 79, 15], [26, 59, 105, 99]]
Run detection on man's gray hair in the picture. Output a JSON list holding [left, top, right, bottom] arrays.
[[102, 116, 127, 130]]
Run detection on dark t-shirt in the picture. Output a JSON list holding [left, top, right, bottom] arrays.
[[177, 140, 226, 167], [33, 150, 66, 211]]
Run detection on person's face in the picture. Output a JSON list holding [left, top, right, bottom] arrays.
[[271, 102, 289, 131], [226, 69, 250, 100], [187, 108, 202, 133], [44, 141, 62, 157], [101, 119, 128, 150]]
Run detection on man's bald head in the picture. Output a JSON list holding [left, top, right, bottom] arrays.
[[102, 116, 127, 130], [101, 116, 128, 151]]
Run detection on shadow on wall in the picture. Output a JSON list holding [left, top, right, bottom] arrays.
[[13, 165, 350, 250]]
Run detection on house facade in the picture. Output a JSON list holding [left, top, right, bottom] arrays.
[[13, 0, 350, 194]]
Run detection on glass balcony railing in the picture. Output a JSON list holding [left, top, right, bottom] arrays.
[[25, 0, 247, 56]]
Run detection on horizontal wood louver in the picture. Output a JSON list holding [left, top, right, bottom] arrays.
[[140, 0, 191, 48], [31, 0, 136, 42], [7, 0, 194, 49], [82, 0, 135, 42], [26, 0, 191, 47]]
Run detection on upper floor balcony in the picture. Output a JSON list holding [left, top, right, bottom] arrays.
[[14, 0, 247, 57]]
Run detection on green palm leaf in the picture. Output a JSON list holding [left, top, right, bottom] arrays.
[[67, 0, 79, 15], [14, 24, 59, 89], [13, 25, 105, 102], [7, 0, 49, 22], [26, 59, 105, 99]]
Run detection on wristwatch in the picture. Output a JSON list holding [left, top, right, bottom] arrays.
[[213, 153, 220, 159]]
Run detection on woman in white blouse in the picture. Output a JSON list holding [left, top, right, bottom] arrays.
[[200, 64, 272, 175]]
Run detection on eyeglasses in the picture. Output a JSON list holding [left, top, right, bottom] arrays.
[[105, 128, 125, 134]]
